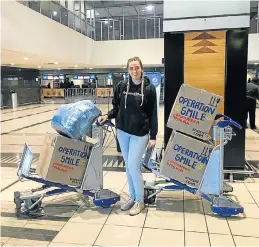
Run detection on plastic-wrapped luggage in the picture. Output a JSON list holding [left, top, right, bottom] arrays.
[[51, 100, 101, 140]]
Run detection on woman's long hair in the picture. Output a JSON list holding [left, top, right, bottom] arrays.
[[124, 56, 145, 109]]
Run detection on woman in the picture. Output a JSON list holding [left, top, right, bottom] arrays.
[[98, 57, 158, 216]]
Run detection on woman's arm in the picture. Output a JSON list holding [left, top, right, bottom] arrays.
[[106, 83, 122, 119]]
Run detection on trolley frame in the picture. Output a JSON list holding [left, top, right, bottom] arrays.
[[14, 121, 120, 217], [142, 114, 245, 217]]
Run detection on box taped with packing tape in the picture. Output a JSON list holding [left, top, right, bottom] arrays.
[[167, 84, 222, 140], [37, 133, 97, 187], [161, 131, 214, 189]]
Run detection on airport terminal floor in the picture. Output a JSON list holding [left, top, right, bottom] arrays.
[[1, 103, 259, 247]]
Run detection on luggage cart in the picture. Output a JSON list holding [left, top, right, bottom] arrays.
[[142, 114, 244, 217], [14, 120, 120, 218]]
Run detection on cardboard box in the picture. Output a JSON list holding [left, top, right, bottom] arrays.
[[167, 84, 222, 140], [160, 131, 214, 189], [37, 133, 96, 187]]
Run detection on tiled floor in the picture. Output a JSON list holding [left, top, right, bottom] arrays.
[[1, 103, 259, 246]]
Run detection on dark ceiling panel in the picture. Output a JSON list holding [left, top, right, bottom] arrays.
[[89, 0, 162, 8]]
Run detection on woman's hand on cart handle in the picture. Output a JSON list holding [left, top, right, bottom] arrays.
[[97, 115, 115, 127], [98, 115, 108, 124], [148, 140, 156, 148]]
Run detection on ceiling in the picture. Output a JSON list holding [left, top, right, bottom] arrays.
[[1, 49, 88, 70], [88, 1, 163, 8]]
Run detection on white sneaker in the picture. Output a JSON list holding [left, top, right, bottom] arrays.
[[129, 202, 145, 216], [121, 199, 135, 211]]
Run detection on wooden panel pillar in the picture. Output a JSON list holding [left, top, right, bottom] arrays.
[[184, 31, 226, 114]]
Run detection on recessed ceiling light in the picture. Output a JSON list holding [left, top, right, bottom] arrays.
[[11, 63, 15, 66], [54, 62, 59, 64], [145, 5, 154, 11], [255, 63, 258, 65], [38, 65, 41, 68], [24, 57, 28, 60], [89, 68, 93, 69], [75, 65, 78, 67], [58, 68, 61, 70]]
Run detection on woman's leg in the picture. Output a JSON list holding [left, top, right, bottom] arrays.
[[128, 133, 149, 215], [116, 129, 135, 201]]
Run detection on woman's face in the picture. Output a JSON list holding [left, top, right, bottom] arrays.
[[128, 61, 142, 80]]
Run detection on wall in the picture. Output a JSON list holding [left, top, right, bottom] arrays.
[[41, 80, 53, 88], [90, 39, 164, 67], [71, 79, 85, 86], [1, 1, 259, 68], [248, 34, 259, 63], [91, 33, 257, 67], [1, 1, 94, 65]]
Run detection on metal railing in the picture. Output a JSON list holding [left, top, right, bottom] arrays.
[[42, 86, 164, 105], [65, 88, 96, 103]]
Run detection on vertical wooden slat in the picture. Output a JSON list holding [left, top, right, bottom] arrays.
[[184, 31, 226, 114]]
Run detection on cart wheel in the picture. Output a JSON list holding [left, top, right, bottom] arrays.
[[144, 189, 156, 204], [101, 205, 112, 208]]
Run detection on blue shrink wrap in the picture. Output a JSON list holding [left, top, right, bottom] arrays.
[[51, 100, 101, 140]]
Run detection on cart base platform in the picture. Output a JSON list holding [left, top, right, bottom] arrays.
[[14, 188, 120, 218], [211, 197, 244, 216]]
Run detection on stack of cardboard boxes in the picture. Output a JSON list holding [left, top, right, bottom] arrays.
[[161, 84, 222, 189], [36, 103, 98, 187], [36, 133, 96, 187]]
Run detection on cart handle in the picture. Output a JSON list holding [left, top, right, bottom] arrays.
[[215, 114, 232, 121], [96, 119, 115, 127], [215, 114, 242, 129]]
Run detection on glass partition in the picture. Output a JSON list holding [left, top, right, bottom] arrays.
[[93, 3, 164, 41], [68, 11, 75, 30], [60, 6, 68, 27], [29, 0, 40, 12], [40, 1, 51, 18], [50, 1, 61, 23]]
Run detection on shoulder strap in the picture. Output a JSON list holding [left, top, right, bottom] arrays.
[[117, 79, 127, 98]]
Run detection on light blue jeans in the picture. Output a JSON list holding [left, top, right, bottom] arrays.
[[117, 129, 149, 203]]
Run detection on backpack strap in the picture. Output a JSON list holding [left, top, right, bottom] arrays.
[[117, 79, 127, 99]]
